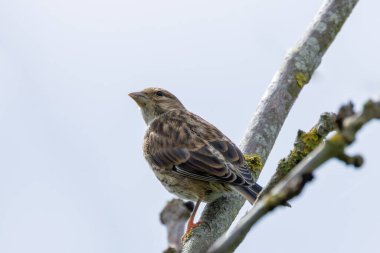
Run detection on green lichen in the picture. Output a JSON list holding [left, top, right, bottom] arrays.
[[295, 72, 309, 88], [279, 127, 322, 175], [260, 127, 324, 196], [298, 127, 321, 153], [244, 154, 263, 180]]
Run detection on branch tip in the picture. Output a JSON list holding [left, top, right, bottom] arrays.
[[336, 153, 364, 168], [210, 98, 378, 253]]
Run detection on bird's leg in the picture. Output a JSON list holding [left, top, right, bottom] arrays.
[[186, 199, 201, 231], [182, 199, 202, 241]]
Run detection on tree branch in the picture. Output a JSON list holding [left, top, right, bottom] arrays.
[[208, 99, 380, 253], [259, 112, 337, 198], [181, 1, 359, 252], [160, 199, 194, 253]]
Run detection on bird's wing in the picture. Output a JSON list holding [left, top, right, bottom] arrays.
[[146, 110, 255, 186], [178, 140, 256, 186]]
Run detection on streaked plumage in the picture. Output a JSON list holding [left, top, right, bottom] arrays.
[[129, 87, 262, 205]]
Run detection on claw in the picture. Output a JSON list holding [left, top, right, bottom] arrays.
[[182, 221, 204, 241]]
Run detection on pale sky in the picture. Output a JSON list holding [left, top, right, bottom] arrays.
[[0, 0, 379, 252]]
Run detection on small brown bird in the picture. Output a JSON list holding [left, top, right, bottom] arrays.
[[129, 87, 263, 233]]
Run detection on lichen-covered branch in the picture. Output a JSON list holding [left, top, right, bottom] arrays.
[[259, 112, 337, 197], [208, 99, 380, 253], [181, 1, 359, 252]]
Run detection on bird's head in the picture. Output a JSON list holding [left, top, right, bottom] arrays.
[[129, 87, 185, 125]]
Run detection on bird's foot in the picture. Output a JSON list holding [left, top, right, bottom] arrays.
[[181, 221, 205, 242]]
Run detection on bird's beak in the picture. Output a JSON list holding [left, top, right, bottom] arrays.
[[128, 91, 147, 107]]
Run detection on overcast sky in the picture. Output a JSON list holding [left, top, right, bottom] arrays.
[[0, 0, 379, 252]]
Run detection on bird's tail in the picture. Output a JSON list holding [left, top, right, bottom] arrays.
[[232, 184, 291, 207], [231, 183, 262, 204]]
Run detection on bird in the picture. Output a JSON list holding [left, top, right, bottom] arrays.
[[129, 87, 263, 235]]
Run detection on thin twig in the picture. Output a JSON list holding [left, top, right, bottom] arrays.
[[160, 199, 194, 253]]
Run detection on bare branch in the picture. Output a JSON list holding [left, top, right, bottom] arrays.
[[240, 0, 359, 161], [208, 99, 380, 253], [181, 0, 359, 252], [160, 199, 193, 253]]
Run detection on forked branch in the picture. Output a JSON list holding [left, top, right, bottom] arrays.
[[182, 0, 359, 252], [208, 99, 380, 253]]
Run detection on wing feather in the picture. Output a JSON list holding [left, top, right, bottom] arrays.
[[146, 110, 256, 187]]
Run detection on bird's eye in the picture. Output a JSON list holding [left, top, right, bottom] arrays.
[[155, 91, 164, 97]]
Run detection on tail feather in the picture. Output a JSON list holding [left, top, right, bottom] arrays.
[[232, 184, 291, 207], [231, 184, 262, 204]]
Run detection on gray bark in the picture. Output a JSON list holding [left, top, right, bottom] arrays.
[[208, 99, 380, 253], [182, 0, 359, 252]]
